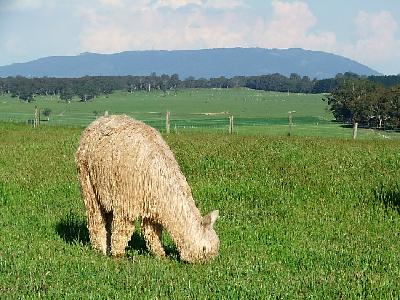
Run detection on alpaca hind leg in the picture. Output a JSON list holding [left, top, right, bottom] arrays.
[[141, 218, 166, 258], [79, 166, 108, 254], [110, 215, 135, 257]]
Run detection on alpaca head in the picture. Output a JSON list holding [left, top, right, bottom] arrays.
[[200, 209, 220, 260], [182, 209, 220, 263]]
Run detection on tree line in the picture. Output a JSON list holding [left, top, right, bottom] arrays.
[[326, 73, 400, 129], [0, 73, 318, 103], [4, 72, 398, 103], [0, 74, 180, 103]]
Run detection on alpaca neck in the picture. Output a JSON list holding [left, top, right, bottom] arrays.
[[161, 191, 205, 260], [150, 153, 206, 260]]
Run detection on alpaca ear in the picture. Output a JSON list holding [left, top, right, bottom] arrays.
[[202, 210, 219, 228]]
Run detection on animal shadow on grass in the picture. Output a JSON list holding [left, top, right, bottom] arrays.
[[56, 211, 90, 245], [163, 242, 180, 261], [56, 213, 180, 260], [126, 229, 181, 262], [373, 186, 400, 214]]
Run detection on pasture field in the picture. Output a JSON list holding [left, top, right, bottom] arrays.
[[0, 89, 342, 137], [0, 122, 399, 298], [1, 88, 399, 139], [0, 88, 329, 121]]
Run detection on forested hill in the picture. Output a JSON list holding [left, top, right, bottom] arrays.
[[0, 48, 379, 79]]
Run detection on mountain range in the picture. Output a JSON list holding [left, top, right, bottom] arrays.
[[0, 48, 380, 79]]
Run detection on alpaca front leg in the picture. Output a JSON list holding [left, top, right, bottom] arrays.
[[141, 218, 166, 258], [79, 167, 108, 254], [110, 216, 135, 257]]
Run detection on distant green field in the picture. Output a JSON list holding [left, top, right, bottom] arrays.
[[1, 88, 399, 139], [0, 88, 329, 125]]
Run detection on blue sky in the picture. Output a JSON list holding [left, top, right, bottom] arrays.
[[1, 0, 399, 74]]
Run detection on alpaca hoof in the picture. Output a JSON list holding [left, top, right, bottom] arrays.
[[111, 252, 125, 259], [154, 253, 167, 260]]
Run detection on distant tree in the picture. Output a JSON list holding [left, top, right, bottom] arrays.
[[231, 76, 247, 88], [369, 75, 400, 88], [16, 77, 35, 102], [194, 78, 209, 88], [325, 77, 390, 127], [312, 78, 336, 93], [148, 72, 158, 91], [300, 76, 313, 93], [60, 86, 74, 102], [289, 73, 301, 81], [160, 74, 170, 95], [386, 87, 400, 128], [169, 74, 180, 93], [42, 108, 52, 120], [126, 76, 136, 93], [184, 76, 196, 89], [77, 78, 98, 102], [18, 89, 34, 102]]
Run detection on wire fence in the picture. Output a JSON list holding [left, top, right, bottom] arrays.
[[1, 110, 399, 140]]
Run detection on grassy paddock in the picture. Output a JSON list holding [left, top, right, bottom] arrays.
[[0, 89, 334, 135], [0, 123, 400, 298], [2, 89, 400, 139], [0, 89, 330, 120]]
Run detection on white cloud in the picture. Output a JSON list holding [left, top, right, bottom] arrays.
[[0, 0, 44, 11], [79, 12, 245, 53], [255, 2, 400, 73], [257, 1, 337, 52], [204, 0, 246, 10], [355, 10, 397, 38], [125, 0, 246, 10], [5, 36, 27, 56], [80, 25, 130, 53], [78, 6, 109, 24], [76, 0, 400, 74], [151, 0, 203, 9], [341, 10, 400, 73], [78, 0, 335, 56], [98, 0, 123, 7], [78, 1, 249, 53]]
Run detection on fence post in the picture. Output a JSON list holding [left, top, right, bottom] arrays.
[[353, 122, 358, 140], [34, 106, 39, 128], [34, 106, 37, 128], [166, 111, 170, 134], [288, 111, 295, 136], [229, 115, 234, 134]]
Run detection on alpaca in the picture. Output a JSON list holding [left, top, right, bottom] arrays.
[[75, 115, 219, 263]]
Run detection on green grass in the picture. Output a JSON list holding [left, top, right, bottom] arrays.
[[0, 88, 333, 132], [1, 123, 399, 298], [0, 89, 330, 120], [2, 88, 399, 139]]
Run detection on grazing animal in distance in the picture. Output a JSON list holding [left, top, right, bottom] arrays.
[[75, 115, 220, 263]]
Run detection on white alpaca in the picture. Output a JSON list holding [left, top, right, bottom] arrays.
[[76, 115, 219, 262]]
